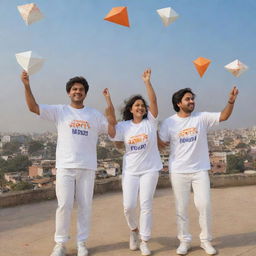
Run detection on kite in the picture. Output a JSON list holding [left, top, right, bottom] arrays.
[[104, 7, 130, 27], [16, 51, 44, 75], [224, 59, 248, 77], [156, 7, 179, 27], [17, 3, 43, 25], [193, 57, 211, 78]]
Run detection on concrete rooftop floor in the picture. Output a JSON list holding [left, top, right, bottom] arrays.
[[0, 186, 256, 256]]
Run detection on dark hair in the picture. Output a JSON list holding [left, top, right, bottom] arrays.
[[122, 95, 148, 121], [66, 76, 89, 94], [172, 88, 195, 112]]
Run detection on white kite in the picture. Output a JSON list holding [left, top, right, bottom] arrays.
[[17, 3, 44, 25], [224, 59, 248, 77], [15, 51, 44, 75], [156, 7, 179, 27]]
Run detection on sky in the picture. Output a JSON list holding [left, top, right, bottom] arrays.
[[0, 0, 255, 133]]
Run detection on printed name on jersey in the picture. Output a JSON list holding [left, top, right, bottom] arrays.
[[128, 133, 148, 144], [69, 120, 90, 129], [179, 127, 198, 144], [69, 120, 90, 136], [128, 133, 148, 151], [131, 144, 146, 151]]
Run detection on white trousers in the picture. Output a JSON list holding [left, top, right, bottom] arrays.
[[122, 171, 159, 241], [55, 168, 95, 243], [171, 171, 212, 243]]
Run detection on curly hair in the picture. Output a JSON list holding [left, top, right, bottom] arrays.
[[172, 88, 195, 112], [122, 95, 148, 121], [66, 76, 89, 94]]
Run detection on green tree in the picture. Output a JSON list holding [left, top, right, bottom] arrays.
[[0, 157, 7, 169], [2, 141, 21, 155], [235, 143, 248, 149], [5, 155, 31, 172], [223, 137, 233, 146], [226, 155, 245, 173], [44, 142, 56, 159], [111, 148, 123, 158], [97, 146, 110, 159], [28, 141, 44, 155], [249, 139, 256, 145], [11, 181, 33, 191]]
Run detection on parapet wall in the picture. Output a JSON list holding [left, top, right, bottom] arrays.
[[1, 173, 256, 208]]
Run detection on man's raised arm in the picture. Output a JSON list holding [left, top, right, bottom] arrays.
[[219, 86, 239, 122], [21, 71, 40, 115]]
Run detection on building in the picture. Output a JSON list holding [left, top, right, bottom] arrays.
[[28, 160, 56, 178], [210, 152, 227, 174], [32, 177, 54, 189], [1, 135, 27, 144], [4, 172, 22, 184]]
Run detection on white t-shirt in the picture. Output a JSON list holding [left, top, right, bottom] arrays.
[[159, 112, 220, 173], [112, 111, 163, 175], [39, 104, 108, 170]]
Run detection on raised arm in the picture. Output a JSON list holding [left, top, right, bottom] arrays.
[[219, 86, 239, 122], [142, 69, 158, 118], [21, 71, 40, 115], [102, 88, 117, 138]]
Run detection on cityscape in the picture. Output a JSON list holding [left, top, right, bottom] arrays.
[[1, 126, 256, 194]]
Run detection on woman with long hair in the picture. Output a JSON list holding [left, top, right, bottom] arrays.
[[107, 69, 162, 256]]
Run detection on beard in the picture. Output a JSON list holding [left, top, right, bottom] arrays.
[[181, 104, 194, 113]]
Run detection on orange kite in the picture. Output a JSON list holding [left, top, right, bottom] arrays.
[[193, 57, 211, 78], [104, 7, 130, 27]]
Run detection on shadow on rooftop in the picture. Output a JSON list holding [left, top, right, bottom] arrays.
[[215, 231, 256, 248]]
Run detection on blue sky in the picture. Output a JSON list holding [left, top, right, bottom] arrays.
[[0, 0, 255, 132]]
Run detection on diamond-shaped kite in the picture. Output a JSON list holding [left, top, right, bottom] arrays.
[[224, 59, 248, 77], [104, 7, 130, 27], [15, 51, 44, 75], [193, 57, 211, 78], [17, 3, 44, 25], [156, 7, 179, 27]]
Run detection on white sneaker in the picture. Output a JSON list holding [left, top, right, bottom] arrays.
[[200, 241, 217, 255], [77, 242, 89, 256], [139, 241, 151, 256], [50, 243, 66, 256], [176, 242, 191, 255], [129, 231, 139, 250]]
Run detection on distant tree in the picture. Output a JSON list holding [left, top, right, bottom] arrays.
[[235, 143, 248, 149], [0, 157, 7, 168], [245, 153, 253, 162], [0, 169, 5, 187], [223, 137, 233, 146], [28, 141, 44, 155], [97, 146, 109, 159], [249, 139, 256, 145], [111, 148, 123, 158], [11, 181, 33, 191], [44, 142, 56, 159], [226, 155, 245, 173], [5, 155, 31, 172], [2, 141, 21, 155]]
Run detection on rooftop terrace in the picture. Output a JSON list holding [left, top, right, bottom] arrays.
[[0, 186, 256, 256]]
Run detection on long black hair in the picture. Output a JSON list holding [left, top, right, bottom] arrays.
[[122, 95, 148, 121]]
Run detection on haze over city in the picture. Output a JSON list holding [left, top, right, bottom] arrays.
[[0, 0, 255, 132]]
